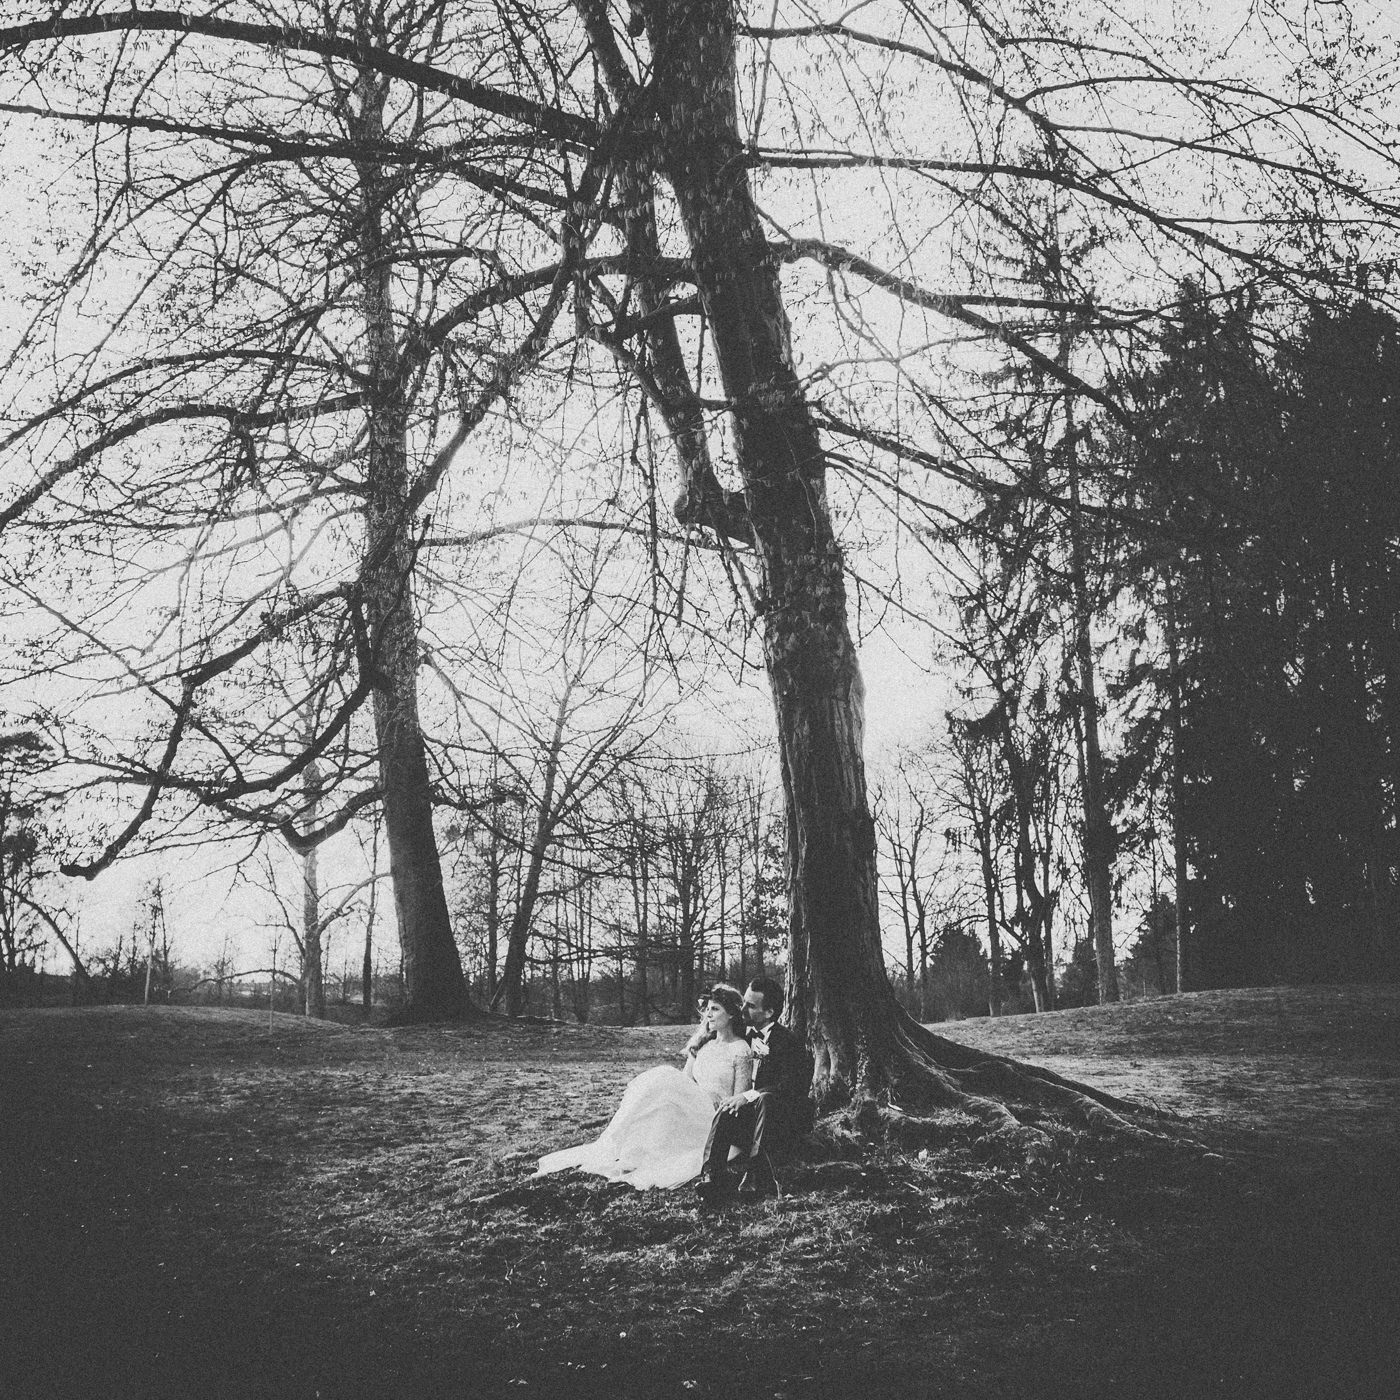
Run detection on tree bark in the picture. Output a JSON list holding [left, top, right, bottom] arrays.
[[1000, 706, 1056, 1013], [902, 888, 916, 1015], [142, 881, 163, 1007], [634, 836, 651, 1025], [978, 806, 1004, 1017], [353, 72, 467, 1021], [1067, 438, 1119, 1003], [494, 688, 569, 1016], [917, 916, 930, 1022], [1163, 569, 1192, 993], [300, 752, 326, 1018], [667, 811, 704, 1013], [361, 814, 379, 1015], [484, 796, 503, 1000]]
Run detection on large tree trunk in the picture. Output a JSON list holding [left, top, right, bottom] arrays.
[[577, 0, 1146, 1143], [363, 444, 466, 1020], [354, 74, 467, 1021], [645, 1, 892, 1101], [647, 0, 1031, 1112]]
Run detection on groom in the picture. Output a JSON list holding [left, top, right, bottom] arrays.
[[695, 976, 811, 1205]]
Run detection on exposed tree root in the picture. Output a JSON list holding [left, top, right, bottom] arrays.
[[821, 1015, 1192, 1166]]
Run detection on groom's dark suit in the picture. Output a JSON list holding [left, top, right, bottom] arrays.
[[698, 1022, 811, 1197]]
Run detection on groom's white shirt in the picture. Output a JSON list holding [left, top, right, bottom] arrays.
[[741, 1024, 773, 1105]]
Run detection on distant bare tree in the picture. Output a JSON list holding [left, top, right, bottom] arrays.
[[875, 758, 932, 1015]]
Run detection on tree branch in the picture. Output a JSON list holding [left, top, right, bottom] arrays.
[[0, 10, 595, 145]]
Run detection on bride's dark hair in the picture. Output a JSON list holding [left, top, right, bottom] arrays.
[[704, 983, 745, 1031]]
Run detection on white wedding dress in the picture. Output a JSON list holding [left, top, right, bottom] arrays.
[[536, 1035, 755, 1190]]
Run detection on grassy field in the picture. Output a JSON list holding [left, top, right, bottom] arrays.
[[2, 986, 1396, 1399]]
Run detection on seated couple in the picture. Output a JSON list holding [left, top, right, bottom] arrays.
[[536, 977, 811, 1203]]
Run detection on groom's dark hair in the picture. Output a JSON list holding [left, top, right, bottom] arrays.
[[748, 975, 783, 1018]]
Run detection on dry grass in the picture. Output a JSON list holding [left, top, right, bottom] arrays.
[[2, 987, 1397, 1399]]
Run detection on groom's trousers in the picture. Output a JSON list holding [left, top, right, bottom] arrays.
[[700, 1095, 778, 1193]]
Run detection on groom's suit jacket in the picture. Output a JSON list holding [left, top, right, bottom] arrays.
[[747, 1022, 813, 1146]]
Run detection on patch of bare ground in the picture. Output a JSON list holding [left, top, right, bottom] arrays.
[[1, 988, 1396, 1400], [934, 985, 1400, 1169]]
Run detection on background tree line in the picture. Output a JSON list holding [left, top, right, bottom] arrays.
[[869, 287, 1400, 1014]]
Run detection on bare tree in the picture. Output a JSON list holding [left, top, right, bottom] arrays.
[[0, 736, 46, 990], [7, 0, 1398, 1138], [428, 537, 672, 1018], [0, 1, 589, 1017], [648, 759, 731, 1013], [940, 721, 1011, 1017], [875, 749, 959, 1019]]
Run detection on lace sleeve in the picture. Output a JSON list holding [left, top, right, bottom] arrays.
[[730, 1043, 754, 1097]]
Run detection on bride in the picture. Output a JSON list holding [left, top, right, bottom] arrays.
[[536, 983, 754, 1190]]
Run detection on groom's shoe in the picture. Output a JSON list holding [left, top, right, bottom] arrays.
[[694, 1169, 730, 1208], [736, 1160, 778, 1200]]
